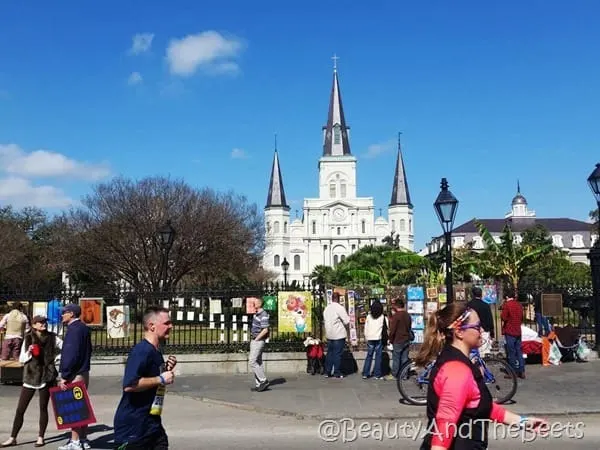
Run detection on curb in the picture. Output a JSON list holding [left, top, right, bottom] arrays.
[[175, 393, 600, 421]]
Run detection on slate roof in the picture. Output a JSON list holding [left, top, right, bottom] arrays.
[[453, 218, 592, 234]]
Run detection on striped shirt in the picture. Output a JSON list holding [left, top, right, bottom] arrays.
[[251, 310, 270, 339]]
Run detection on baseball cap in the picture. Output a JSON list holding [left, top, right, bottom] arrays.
[[62, 303, 81, 316], [32, 315, 47, 324]]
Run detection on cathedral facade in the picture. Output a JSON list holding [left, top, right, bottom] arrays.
[[262, 64, 414, 284]]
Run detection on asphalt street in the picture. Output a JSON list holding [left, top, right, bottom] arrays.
[[0, 386, 599, 449]]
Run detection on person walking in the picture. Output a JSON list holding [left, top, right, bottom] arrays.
[[0, 302, 29, 361], [467, 286, 495, 353], [57, 304, 93, 450], [1, 315, 62, 448], [416, 303, 547, 449], [323, 293, 350, 379], [501, 294, 525, 379], [113, 306, 177, 449], [249, 298, 270, 392], [386, 299, 413, 380], [361, 301, 388, 380]]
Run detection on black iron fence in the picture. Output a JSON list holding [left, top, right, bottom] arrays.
[[0, 280, 595, 355], [0, 282, 326, 355]]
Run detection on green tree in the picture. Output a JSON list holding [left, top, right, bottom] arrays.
[[471, 221, 554, 298]]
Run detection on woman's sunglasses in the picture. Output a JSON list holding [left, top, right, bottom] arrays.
[[459, 321, 482, 332]]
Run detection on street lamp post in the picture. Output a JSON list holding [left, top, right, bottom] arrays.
[[587, 163, 600, 350], [434, 178, 459, 304], [281, 257, 290, 289], [158, 220, 176, 292]]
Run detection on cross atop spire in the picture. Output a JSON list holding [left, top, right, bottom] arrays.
[[332, 53, 340, 71]]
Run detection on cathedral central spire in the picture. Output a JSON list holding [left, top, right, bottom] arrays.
[[322, 55, 351, 157]]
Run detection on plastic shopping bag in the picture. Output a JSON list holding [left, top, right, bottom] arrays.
[[577, 339, 592, 361], [548, 341, 562, 365]]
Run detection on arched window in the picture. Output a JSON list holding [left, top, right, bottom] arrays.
[[312, 221, 316, 234], [409, 218, 412, 232], [333, 255, 339, 266], [329, 183, 336, 198], [273, 221, 280, 233], [400, 219, 406, 232], [274, 255, 280, 266], [293, 255, 300, 271], [283, 221, 287, 233], [333, 125, 341, 144], [391, 220, 396, 231], [361, 220, 366, 233]]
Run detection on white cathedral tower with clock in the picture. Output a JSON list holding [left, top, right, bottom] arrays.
[[262, 58, 414, 284]]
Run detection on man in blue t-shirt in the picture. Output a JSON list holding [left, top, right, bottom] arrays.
[[113, 306, 177, 449]]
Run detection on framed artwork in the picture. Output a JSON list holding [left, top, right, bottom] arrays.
[[32, 302, 47, 318], [541, 294, 563, 317], [427, 288, 438, 299], [106, 305, 130, 339], [79, 298, 104, 326]]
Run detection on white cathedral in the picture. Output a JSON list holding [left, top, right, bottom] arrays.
[[262, 62, 414, 284]]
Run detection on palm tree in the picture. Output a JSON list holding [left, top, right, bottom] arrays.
[[471, 220, 554, 298]]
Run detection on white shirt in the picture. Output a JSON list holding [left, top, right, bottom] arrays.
[[364, 314, 388, 341], [323, 302, 350, 340]]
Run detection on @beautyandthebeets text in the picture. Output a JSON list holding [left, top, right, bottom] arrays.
[[317, 418, 585, 443]]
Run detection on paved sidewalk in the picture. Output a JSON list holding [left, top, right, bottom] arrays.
[[167, 359, 600, 420], [2, 360, 598, 424]]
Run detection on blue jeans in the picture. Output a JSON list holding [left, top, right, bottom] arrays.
[[324, 338, 346, 377], [535, 313, 551, 337], [392, 342, 410, 378], [505, 334, 525, 375], [362, 340, 383, 378]]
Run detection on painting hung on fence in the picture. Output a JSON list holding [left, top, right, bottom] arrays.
[[278, 291, 312, 333], [106, 305, 129, 339], [79, 298, 104, 326]]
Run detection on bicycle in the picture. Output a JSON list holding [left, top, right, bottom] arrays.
[[397, 346, 517, 406]]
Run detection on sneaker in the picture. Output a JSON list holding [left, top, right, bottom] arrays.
[[256, 379, 269, 392], [384, 375, 396, 380], [58, 440, 83, 450], [81, 440, 91, 449], [374, 376, 384, 380], [362, 375, 368, 379]]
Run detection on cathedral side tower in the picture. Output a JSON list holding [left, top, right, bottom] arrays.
[[388, 133, 414, 251], [263, 146, 290, 279]]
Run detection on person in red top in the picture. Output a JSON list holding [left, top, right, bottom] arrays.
[[416, 303, 546, 449], [501, 294, 525, 379]]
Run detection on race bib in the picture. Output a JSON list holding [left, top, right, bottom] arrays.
[[149, 385, 166, 416]]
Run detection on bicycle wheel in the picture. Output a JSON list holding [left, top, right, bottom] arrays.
[[482, 356, 517, 404], [397, 361, 429, 406]]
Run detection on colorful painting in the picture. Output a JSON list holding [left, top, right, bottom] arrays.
[[326, 289, 333, 305], [348, 290, 357, 345], [410, 314, 424, 330], [407, 286, 425, 301], [79, 298, 104, 326], [246, 297, 259, 314], [427, 288, 438, 299], [32, 302, 47, 318], [426, 302, 438, 317], [106, 305, 129, 339], [278, 291, 312, 333], [438, 293, 447, 304], [483, 285, 497, 305], [455, 287, 466, 302], [262, 295, 277, 311], [407, 301, 424, 314], [413, 330, 424, 344], [334, 287, 347, 308]]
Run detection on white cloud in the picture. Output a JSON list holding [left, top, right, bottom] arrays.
[[0, 144, 110, 180], [166, 31, 244, 77], [364, 139, 395, 159], [128, 72, 143, 85], [0, 176, 72, 208], [230, 148, 247, 159], [130, 33, 154, 55]]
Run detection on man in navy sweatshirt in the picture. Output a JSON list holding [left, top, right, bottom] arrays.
[[57, 303, 93, 450]]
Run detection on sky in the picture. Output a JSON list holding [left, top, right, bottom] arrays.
[[1, 0, 599, 251]]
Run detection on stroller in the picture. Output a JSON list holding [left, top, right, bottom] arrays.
[[304, 337, 325, 375]]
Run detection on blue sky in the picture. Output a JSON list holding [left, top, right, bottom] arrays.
[[1, 1, 599, 250]]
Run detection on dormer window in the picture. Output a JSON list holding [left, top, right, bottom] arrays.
[[333, 125, 341, 144], [573, 234, 584, 248], [552, 235, 563, 247]]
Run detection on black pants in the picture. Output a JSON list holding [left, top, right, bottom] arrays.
[[11, 385, 51, 438], [116, 430, 168, 449]]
